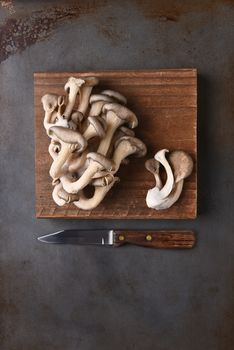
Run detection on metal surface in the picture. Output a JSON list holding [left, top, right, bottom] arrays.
[[38, 229, 114, 245], [0, 1, 234, 349]]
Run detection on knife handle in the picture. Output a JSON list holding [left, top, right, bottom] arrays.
[[113, 231, 195, 249]]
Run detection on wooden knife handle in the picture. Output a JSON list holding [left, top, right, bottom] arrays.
[[113, 231, 195, 249]]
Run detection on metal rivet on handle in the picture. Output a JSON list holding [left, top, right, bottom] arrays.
[[118, 235, 125, 241], [146, 234, 152, 241]]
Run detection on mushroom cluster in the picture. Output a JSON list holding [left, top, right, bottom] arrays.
[[41, 76, 147, 210], [145, 149, 193, 210]]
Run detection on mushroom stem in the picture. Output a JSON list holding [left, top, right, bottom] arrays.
[[154, 149, 174, 200], [49, 144, 73, 179], [64, 77, 85, 118], [61, 162, 99, 193], [97, 121, 116, 155], [52, 181, 67, 206], [77, 77, 99, 115], [73, 177, 119, 210], [61, 153, 113, 194]]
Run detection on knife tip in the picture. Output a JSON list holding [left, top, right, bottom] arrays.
[[37, 230, 64, 243]]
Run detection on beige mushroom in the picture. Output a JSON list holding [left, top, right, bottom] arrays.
[[41, 94, 59, 131], [73, 177, 119, 210], [111, 136, 147, 174], [63, 77, 85, 118], [61, 152, 113, 194], [89, 94, 114, 117], [97, 103, 138, 156], [78, 76, 99, 115], [83, 116, 106, 140], [106, 126, 135, 160], [101, 90, 127, 105], [145, 150, 193, 210], [52, 179, 80, 206], [48, 126, 87, 179]]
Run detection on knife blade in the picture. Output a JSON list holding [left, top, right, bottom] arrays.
[[38, 230, 195, 249]]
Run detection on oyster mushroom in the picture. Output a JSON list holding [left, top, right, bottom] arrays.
[[145, 150, 194, 210], [64, 77, 85, 118], [41, 94, 58, 131], [48, 126, 87, 179], [83, 116, 106, 140], [73, 177, 119, 210], [61, 152, 113, 194], [101, 90, 127, 105], [97, 103, 138, 156], [153, 150, 193, 209], [52, 180, 79, 206], [111, 136, 147, 174], [77, 76, 99, 115], [89, 94, 114, 117]]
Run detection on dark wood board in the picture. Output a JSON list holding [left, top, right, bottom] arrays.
[[34, 69, 197, 219]]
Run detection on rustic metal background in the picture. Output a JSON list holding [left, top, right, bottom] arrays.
[[0, 1, 233, 349]]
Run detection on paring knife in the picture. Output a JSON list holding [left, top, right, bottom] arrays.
[[38, 230, 195, 249]]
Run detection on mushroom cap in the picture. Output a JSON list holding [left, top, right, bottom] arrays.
[[102, 103, 138, 129], [115, 136, 147, 157], [89, 94, 114, 104], [87, 116, 106, 138], [118, 126, 135, 137], [87, 152, 113, 170], [101, 90, 127, 105], [48, 126, 87, 151], [71, 111, 84, 124], [64, 77, 85, 92], [41, 94, 58, 112], [83, 76, 99, 87], [145, 158, 160, 174], [169, 150, 193, 182]]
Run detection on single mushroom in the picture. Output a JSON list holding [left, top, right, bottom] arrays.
[[63, 77, 85, 118], [101, 90, 127, 105], [107, 125, 135, 160], [41, 94, 59, 131], [145, 150, 193, 210], [52, 179, 80, 206], [73, 177, 119, 210], [61, 152, 113, 194], [111, 136, 147, 174], [48, 126, 87, 179], [89, 94, 114, 117], [97, 103, 138, 156], [83, 116, 106, 140], [77, 76, 99, 115], [152, 150, 193, 209], [145, 149, 174, 209]]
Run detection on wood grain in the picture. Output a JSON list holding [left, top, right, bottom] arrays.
[[34, 69, 197, 219], [114, 230, 196, 248]]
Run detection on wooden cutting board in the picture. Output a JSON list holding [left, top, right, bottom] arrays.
[[34, 69, 197, 219]]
